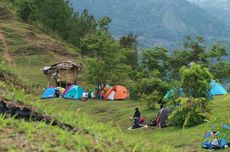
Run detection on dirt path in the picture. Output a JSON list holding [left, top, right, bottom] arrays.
[[0, 25, 13, 65]]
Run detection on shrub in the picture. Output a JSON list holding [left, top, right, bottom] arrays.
[[180, 63, 213, 99], [168, 97, 210, 128], [141, 91, 160, 109]]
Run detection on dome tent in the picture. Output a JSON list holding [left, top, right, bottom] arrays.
[[63, 85, 84, 100], [41, 87, 57, 99], [210, 80, 228, 95], [104, 85, 129, 100]]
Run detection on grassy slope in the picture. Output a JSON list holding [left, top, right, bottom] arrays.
[[0, 5, 82, 88], [34, 95, 229, 152], [0, 3, 168, 152], [0, 81, 172, 152], [2, 83, 228, 152], [0, 2, 229, 152]]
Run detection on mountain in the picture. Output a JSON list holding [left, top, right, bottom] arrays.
[[70, 0, 230, 51], [188, 0, 230, 26]]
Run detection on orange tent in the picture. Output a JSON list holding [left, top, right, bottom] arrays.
[[104, 85, 129, 100]]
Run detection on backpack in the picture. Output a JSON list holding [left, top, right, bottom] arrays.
[[202, 131, 228, 149]]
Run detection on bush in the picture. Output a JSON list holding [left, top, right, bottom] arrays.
[[168, 97, 210, 128], [180, 63, 213, 99], [141, 91, 160, 109]]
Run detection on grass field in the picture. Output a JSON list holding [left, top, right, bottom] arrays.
[[2, 81, 228, 152], [36, 94, 230, 152], [0, 3, 229, 151]]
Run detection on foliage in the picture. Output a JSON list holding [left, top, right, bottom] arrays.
[[168, 97, 210, 128], [141, 91, 161, 110], [169, 36, 229, 79], [16, 0, 37, 22], [208, 43, 228, 62], [180, 63, 213, 99], [12, 0, 97, 47], [82, 31, 131, 85], [119, 33, 138, 67], [142, 47, 169, 78], [209, 61, 230, 80], [128, 70, 170, 109]]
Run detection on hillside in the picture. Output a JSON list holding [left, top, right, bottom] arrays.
[[188, 0, 230, 26], [0, 4, 82, 87], [70, 0, 230, 49], [0, 4, 143, 152]]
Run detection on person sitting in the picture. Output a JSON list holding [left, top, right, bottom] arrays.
[[149, 104, 169, 128], [54, 88, 60, 98], [82, 91, 88, 101], [98, 91, 104, 100], [88, 91, 92, 100], [130, 108, 142, 129]]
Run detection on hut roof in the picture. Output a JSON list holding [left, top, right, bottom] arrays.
[[43, 61, 82, 72]]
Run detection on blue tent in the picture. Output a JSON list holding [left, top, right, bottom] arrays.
[[210, 80, 228, 95], [164, 80, 227, 100], [41, 87, 56, 99], [63, 85, 84, 100], [164, 88, 184, 100]]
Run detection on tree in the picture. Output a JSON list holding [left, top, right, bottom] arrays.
[[180, 63, 213, 99], [184, 36, 208, 64], [209, 61, 230, 80], [169, 49, 192, 79], [142, 47, 169, 78], [80, 31, 115, 58], [98, 16, 112, 31], [119, 33, 138, 67], [207, 43, 228, 62], [81, 31, 131, 85], [17, 0, 37, 22]]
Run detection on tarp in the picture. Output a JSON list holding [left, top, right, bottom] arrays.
[[210, 80, 228, 95], [63, 85, 84, 100], [41, 87, 56, 99]]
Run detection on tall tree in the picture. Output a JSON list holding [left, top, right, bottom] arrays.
[[119, 33, 138, 67], [142, 46, 169, 78]]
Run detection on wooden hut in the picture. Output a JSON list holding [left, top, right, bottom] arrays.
[[42, 61, 82, 88]]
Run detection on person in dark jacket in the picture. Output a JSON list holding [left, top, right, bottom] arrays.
[[131, 108, 141, 129], [55, 89, 60, 98]]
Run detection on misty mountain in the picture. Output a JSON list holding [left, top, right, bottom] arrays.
[[70, 0, 230, 55], [188, 0, 230, 26]]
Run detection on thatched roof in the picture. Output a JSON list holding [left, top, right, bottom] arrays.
[[43, 61, 82, 73]]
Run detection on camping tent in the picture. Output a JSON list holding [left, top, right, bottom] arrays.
[[41, 87, 56, 99], [210, 80, 228, 95], [63, 85, 74, 97], [63, 85, 84, 100], [164, 80, 228, 100], [164, 88, 184, 100], [104, 85, 129, 100]]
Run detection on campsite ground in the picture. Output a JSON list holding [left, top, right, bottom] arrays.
[[0, 3, 229, 151], [20, 94, 230, 152]]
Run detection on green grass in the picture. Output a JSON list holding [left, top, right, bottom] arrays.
[[0, 2, 229, 151], [1, 80, 229, 152], [0, 18, 82, 88], [38, 95, 230, 152], [0, 81, 174, 152]]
